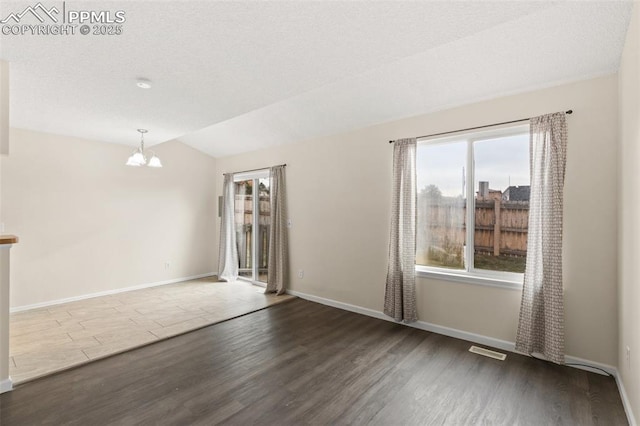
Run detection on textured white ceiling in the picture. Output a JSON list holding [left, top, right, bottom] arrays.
[[0, 1, 633, 157]]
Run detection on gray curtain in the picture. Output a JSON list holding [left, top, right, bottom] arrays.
[[266, 165, 288, 295], [515, 112, 568, 364], [384, 138, 418, 323], [218, 174, 239, 282]]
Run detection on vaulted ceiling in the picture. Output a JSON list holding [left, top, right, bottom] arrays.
[[0, 1, 633, 157]]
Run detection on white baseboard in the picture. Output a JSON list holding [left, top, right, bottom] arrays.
[[563, 353, 617, 376], [614, 370, 638, 426], [0, 378, 12, 393], [10, 272, 217, 313], [288, 289, 637, 422], [287, 289, 520, 354]]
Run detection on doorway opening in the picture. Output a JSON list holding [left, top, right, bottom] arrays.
[[234, 170, 270, 285]]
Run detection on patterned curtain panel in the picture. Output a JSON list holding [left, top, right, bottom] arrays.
[[384, 138, 418, 323], [515, 112, 568, 364], [266, 165, 288, 295], [218, 174, 239, 282]]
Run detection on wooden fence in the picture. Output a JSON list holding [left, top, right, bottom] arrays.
[[475, 200, 528, 256], [234, 194, 270, 271], [417, 198, 529, 264]]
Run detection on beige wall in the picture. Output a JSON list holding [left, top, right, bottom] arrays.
[[1, 129, 218, 308], [216, 75, 619, 366], [619, 3, 640, 421], [0, 60, 8, 156], [0, 60, 7, 220], [0, 60, 8, 392]]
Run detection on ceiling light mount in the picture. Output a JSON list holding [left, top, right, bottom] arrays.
[[136, 78, 152, 89], [126, 129, 162, 168]]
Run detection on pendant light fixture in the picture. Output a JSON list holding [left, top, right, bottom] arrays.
[[126, 129, 162, 168]]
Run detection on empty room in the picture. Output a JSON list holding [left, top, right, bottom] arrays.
[[0, 1, 639, 425]]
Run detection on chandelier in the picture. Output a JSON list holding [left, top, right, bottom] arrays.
[[126, 129, 162, 167]]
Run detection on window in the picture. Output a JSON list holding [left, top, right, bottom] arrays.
[[416, 124, 530, 286]]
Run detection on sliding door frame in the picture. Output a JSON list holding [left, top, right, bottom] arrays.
[[233, 169, 270, 286]]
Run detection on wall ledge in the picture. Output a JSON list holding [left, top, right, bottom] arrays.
[[0, 235, 18, 245]]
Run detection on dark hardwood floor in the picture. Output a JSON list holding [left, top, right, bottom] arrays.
[[0, 298, 628, 425]]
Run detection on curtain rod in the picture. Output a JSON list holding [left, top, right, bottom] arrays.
[[223, 164, 286, 176], [388, 110, 573, 143]]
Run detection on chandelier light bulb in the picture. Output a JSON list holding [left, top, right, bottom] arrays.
[[126, 129, 161, 168]]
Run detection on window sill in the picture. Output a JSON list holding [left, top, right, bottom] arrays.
[[415, 267, 523, 290]]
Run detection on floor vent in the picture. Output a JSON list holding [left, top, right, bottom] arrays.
[[469, 345, 507, 361]]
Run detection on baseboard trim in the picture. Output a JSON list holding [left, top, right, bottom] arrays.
[[286, 289, 618, 375], [614, 370, 638, 426], [563, 353, 617, 376], [0, 378, 13, 393], [287, 288, 520, 351], [10, 272, 217, 313]]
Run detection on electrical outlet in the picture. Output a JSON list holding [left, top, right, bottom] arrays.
[[626, 346, 631, 370], [287, 219, 293, 228], [165, 262, 170, 270], [297, 269, 304, 279]]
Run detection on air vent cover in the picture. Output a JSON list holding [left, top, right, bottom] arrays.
[[469, 345, 507, 361]]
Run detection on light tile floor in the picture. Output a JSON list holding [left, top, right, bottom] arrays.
[[9, 277, 294, 384]]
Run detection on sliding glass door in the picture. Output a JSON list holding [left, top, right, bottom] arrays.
[[257, 177, 270, 282], [234, 171, 270, 283]]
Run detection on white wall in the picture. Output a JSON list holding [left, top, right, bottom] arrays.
[[2, 129, 218, 308], [216, 75, 619, 366], [619, 3, 640, 422]]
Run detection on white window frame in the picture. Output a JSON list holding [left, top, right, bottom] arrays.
[[233, 169, 270, 286], [415, 123, 529, 290]]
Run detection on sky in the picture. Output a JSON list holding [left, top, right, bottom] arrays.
[[416, 133, 529, 197]]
